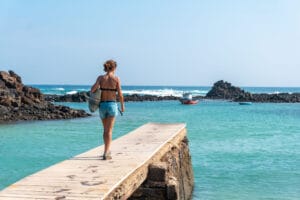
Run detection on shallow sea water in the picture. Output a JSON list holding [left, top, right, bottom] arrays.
[[0, 101, 299, 199]]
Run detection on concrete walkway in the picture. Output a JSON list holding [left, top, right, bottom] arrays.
[[0, 123, 186, 200]]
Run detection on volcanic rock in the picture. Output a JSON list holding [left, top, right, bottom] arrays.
[[0, 70, 90, 123], [206, 80, 300, 103], [206, 80, 251, 100], [44, 93, 182, 102]]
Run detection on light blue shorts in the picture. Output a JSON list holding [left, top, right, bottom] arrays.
[[99, 101, 118, 119]]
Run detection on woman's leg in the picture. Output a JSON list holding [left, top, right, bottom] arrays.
[[101, 116, 116, 154]]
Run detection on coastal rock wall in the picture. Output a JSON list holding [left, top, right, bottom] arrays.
[[0, 70, 90, 123], [44, 93, 181, 102], [235, 92, 300, 103]]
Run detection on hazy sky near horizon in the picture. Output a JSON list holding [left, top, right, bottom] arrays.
[[0, 0, 300, 86]]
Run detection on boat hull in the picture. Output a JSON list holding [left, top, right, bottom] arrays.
[[180, 100, 199, 105]]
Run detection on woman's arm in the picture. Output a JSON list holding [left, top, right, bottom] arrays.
[[91, 76, 101, 93], [116, 77, 125, 112]]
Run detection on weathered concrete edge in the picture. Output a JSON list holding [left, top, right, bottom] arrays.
[[104, 122, 187, 200]]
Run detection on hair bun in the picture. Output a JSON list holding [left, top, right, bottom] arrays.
[[103, 60, 117, 72]]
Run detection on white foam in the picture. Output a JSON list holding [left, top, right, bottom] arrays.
[[55, 88, 65, 91], [268, 91, 280, 95], [66, 90, 78, 95], [123, 89, 178, 97], [122, 89, 208, 97], [189, 90, 208, 95]]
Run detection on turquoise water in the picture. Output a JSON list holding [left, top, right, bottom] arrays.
[[0, 100, 299, 199]]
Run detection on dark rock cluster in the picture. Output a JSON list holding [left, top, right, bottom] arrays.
[[235, 93, 300, 103], [44, 93, 182, 102], [206, 80, 300, 103], [45, 92, 89, 102], [0, 70, 90, 123], [124, 94, 180, 102], [206, 80, 251, 99]]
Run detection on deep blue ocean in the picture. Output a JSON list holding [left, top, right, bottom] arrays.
[[0, 85, 299, 199]]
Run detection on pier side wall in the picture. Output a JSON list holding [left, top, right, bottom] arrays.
[[105, 127, 194, 200], [129, 136, 194, 200]]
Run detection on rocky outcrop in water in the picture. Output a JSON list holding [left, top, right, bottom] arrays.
[[0, 70, 90, 123], [45, 92, 89, 102], [44, 93, 182, 102], [124, 94, 180, 102], [206, 80, 300, 103], [235, 93, 300, 103], [206, 80, 251, 99]]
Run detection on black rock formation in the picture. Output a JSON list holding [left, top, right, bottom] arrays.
[[206, 80, 251, 100], [235, 92, 300, 103], [45, 92, 89, 102], [0, 70, 91, 123], [44, 93, 182, 102], [206, 80, 300, 103]]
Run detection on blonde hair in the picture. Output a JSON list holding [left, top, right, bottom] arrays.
[[103, 60, 117, 72]]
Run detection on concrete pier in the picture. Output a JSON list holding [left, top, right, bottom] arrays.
[[0, 123, 193, 200]]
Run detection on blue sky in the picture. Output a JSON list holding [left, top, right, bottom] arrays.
[[0, 0, 299, 86]]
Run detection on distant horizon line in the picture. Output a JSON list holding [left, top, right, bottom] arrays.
[[27, 83, 300, 88]]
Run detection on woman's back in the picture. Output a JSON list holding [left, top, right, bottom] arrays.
[[100, 75, 118, 101]]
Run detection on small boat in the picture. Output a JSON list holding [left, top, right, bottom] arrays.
[[239, 102, 252, 105], [180, 93, 199, 105], [180, 99, 199, 105]]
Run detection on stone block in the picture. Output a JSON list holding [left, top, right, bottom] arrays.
[[167, 178, 179, 200], [147, 162, 168, 182]]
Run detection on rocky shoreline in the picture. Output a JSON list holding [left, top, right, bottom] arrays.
[[0, 71, 91, 123], [44, 80, 300, 103], [1, 70, 298, 124], [44, 93, 183, 102]]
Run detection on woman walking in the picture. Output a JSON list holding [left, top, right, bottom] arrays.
[[91, 60, 125, 160]]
